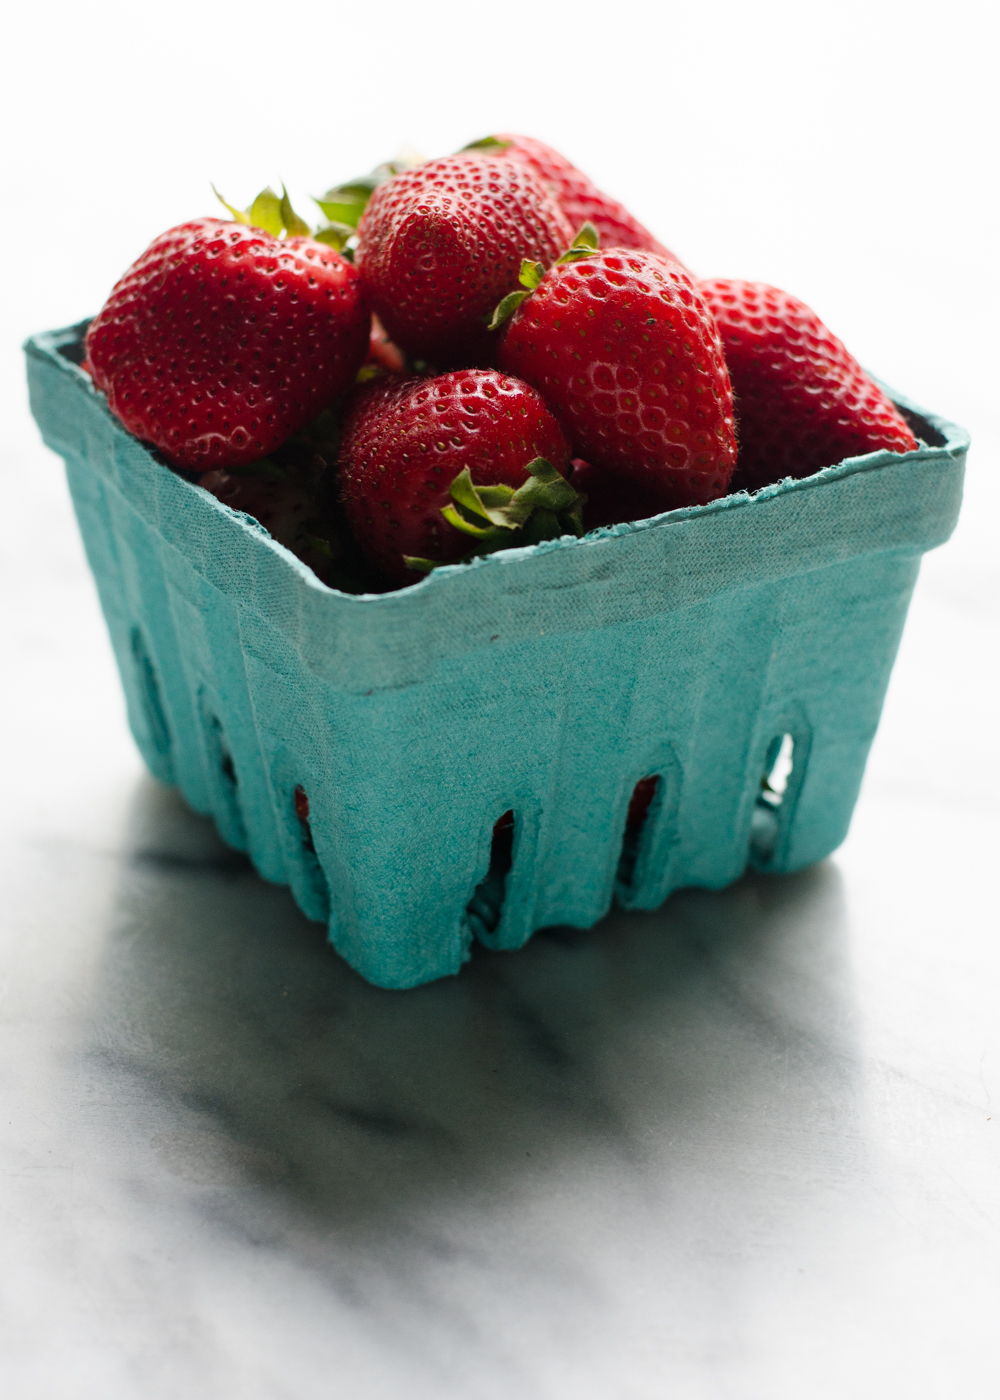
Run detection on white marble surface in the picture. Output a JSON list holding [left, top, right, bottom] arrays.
[[2, 4, 999, 1395]]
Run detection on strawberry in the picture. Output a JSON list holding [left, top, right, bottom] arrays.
[[197, 405, 386, 593], [494, 233, 737, 510], [337, 369, 580, 583], [462, 134, 686, 268], [200, 468, 332, 574], [86, 217, 368, 473], [201, 466, 384, 594], [354, 155, 573, 367], [699, 279, 919, 491], [569, 459, 669, 528]]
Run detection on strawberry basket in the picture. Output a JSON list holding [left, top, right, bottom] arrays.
[[26, 321, 967, 989]]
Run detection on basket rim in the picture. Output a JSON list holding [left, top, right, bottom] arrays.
[[25, 319, 970, 610]]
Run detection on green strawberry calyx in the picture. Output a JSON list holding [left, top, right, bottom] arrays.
[[211, 175, 387, 255], [212, 184, 312, 239], [404, 457, 585, 574], [312, 155, 423, 248], [486, 222, 600, 331], [460, 136, 513, 154]]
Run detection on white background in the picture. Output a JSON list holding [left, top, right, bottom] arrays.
[[1, 2, 999, 1397]]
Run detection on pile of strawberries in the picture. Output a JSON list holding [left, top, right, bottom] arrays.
[[83, 135, 919, 591]]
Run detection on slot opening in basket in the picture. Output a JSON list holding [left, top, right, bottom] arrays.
[[292, 784, 331, 919], [219, 748, 237, 787], [294, 784, 317, 854], [208, 714, 239, 792], [129, 627, 171, 757], [199, 703, 249, 851], [466, 809, 515, 939], [617, 775, 660, 888], [750, 733, 795, 865]]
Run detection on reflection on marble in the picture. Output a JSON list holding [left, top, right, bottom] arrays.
[[1, 764, 996, 1400], [98, 781, 860, 1224]]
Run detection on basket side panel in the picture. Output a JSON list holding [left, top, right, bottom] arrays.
[[62, 454, 177, 788], [64, 441, 299, 889], [750, 550, 922, 873], [27, 329, 967, 988]]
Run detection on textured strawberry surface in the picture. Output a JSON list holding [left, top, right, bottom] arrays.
[[700, 279, 919, 491], [492, 134, 686, 268], [355, 156, 572, 367], [499, 250, 736, 509], [86, 220, 368, 473], [338, 370, 570, 581]]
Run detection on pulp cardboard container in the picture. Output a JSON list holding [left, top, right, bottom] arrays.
[[26, 321, 968, 989]]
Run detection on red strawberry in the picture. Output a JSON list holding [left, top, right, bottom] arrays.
[[569, 459, 668, 528], [338, 369, 579, 583], [495, 240, 736, 510], [354, 155, 573, 367], [86, 219, 368, 473], [463, 134, 686, 268], [200, 468, 328, 568], [699, 279, 919, 491], [200, 467, 381, 593]]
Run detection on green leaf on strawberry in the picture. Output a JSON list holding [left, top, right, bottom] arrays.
[[248, 187, 284, 236], [416, 457, 584, 572], [459, 136, 513, 153], [486, 259, 547, 330], [340, 369, 576, 585], [314, 181, 377, 227], [313, 221, 356, 251], [558, 220, 600, 261], [212, 184, 311, 238], [211, 183, 252, 224], [314, 157, 423, 230], [279, 186, 310, 237], [488, 226, 600, 330]]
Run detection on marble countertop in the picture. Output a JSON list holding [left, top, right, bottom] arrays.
[[1, 422, 997, 1399], [4, 2, 998, 1385]]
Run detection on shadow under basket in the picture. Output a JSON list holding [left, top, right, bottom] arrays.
[[25, 322, 968, 989]]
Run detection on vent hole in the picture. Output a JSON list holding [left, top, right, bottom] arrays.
[[199, 706, 248, 850], [291, 784, 330, 920], [617, 775, 660, 887], [130, 627, 171, 756], [467, 810, 515, 939], [750, 734, 794, 863], [294, 783, 316, 854], [207, 714, 236, 786]]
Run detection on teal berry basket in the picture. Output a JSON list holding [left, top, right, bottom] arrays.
[[26, 322, 968, 989]]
